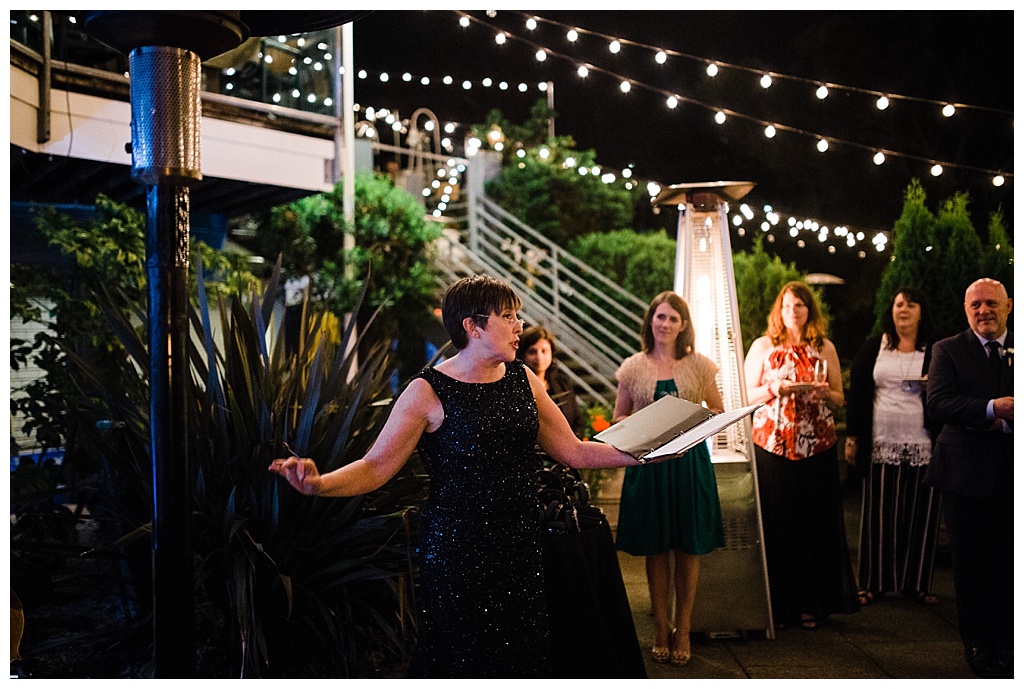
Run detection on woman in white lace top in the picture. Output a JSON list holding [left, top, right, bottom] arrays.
[[846, 287, 942, 607]]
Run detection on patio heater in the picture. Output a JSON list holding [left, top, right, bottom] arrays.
[[652, 181, 775, 640], [72, 10, 369, 677]]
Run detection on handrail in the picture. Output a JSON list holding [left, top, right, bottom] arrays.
[[435, 192, 649, 410]]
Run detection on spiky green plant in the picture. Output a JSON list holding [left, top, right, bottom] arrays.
[[63, 262, 425, 677]]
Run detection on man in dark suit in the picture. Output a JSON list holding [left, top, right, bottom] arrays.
[[925, 278, 1013, 679]]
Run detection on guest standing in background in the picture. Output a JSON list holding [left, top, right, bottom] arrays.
[[614, 291, 725, 667], [517, 325, 586, 438], [846, 287, 942, 607], [925, 278, 1013, 679], [743, 281, 858, 631]]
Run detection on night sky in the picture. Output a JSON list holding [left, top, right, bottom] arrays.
[[348, 10, 1013, 249]]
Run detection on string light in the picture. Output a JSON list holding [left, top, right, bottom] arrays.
[[760, 74, 773, 89], [446, 11, 1011, 184], [816, 85, 829, 100]]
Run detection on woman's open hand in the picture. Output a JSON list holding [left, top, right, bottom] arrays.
[[268, 455, 322, 495]]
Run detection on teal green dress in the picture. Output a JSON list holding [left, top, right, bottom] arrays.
[[615, 380, 725, 556]]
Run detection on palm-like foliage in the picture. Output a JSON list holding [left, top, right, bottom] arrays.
[[67, 261, 425, 677]]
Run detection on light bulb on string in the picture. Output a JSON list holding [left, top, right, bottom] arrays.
[[816, 85, 829, 99], [577, 65, 589, 78], [609, 40, 621, 54], [402, 73, 412, 81], [873, 151, 886, 165], [443, 75, 453, 85], [764, 125, 777, 138], [567, 29, 578, 42], [760, 74, 772, 88], [930, 164, 943, 177], [666, 96, 678, 109], [459, 16, 469, 28], [518, 83, 528, 92], [620, 81, 631, 93], [655, 50, 667, 64], [817, 138, 829, 152], [706, 63, 719, 77], [482, 77, 492, 87], [714, 111, 726, 124], [495, 32, 507, 45], [420, 76, 430, 85], [993, 175, 1005, 187], [462, 80, 471, 90], [526, 17, 537, 30], [535, 50, 547, 62], [942, 103, 956, 117], [876, 96, 890, 110]]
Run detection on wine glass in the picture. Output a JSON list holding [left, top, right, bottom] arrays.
[[814, 359, 828, 383]]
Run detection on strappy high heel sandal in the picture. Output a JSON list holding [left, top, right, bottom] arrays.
[[651, 629, 670, 663], [670, 629, 691, 667]]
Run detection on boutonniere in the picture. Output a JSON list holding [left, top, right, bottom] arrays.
[[1005, 347, 1013, 367]]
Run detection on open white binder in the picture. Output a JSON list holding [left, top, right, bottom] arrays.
[[594, 395, 761, 462]]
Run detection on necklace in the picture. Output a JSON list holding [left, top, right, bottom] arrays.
[[896, 348, 922, 393]]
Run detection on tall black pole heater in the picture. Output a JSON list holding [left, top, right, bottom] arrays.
[[73, 10, 370, 677]]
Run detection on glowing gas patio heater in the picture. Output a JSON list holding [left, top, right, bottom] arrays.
[[652, 181, 775, 640]]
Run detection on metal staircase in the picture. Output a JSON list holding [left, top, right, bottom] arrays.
[[434, 194, 648, 410]]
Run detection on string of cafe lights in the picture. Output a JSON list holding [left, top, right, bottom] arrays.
[[352, 98, 892, 257], [450, 10, 1013, 187], [215, 24, 905, 255]]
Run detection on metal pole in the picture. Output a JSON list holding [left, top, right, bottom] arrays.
[[546, 80, 554, 139], [129, 44, 202, 677], [37, 11, 51, 144]]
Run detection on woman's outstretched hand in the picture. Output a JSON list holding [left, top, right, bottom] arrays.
[[268, 456, 322, 496]]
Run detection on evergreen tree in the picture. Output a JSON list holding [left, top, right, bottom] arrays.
[[931, 192, 982, 337], [981, 208, 1014, 295], [874, 180, 938, 334]]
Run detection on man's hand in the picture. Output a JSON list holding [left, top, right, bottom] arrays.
[[993, 396, 1014, 422], [268, 456, 322, 495]]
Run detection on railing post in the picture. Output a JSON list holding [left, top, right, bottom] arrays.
[[466, 156, 479, 254]]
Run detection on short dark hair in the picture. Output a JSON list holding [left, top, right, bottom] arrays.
[[881, 286, 934, 350], [640, 291, 694, 359], [441, 275, 522, 350]]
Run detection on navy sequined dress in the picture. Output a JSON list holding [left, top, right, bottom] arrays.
[[408, 359, 549, 678]]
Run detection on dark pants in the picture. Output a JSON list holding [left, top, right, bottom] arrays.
[[941, 455, 1014, 662]]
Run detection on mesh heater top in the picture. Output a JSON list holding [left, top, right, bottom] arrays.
[[128, 46, 202, 186]]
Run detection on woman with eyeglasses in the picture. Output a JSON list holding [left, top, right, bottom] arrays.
[[269, 275, 645, 678], [613, 291, 725, 667]]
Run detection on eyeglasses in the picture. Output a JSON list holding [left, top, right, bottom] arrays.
[[476, 313, 525, 327]]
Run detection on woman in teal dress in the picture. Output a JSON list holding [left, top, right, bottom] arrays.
[[614, 291, 725, 667]]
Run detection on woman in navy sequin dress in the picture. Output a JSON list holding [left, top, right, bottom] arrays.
[[270, 275, 642, 678]]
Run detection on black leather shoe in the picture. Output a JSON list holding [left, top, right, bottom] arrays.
[[965, 646, 1001, 678]]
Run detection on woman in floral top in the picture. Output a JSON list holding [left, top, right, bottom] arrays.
[[744, 281, 859, 631]]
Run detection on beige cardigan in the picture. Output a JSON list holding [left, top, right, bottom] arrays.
[[615, 351, 719, 411]]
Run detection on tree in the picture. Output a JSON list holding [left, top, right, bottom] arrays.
[[981, 208, 1014, 297], [568, 229, 677, 303], [873, 180, 938, 334], [932, 192, 983, 337], [477, 100, 637, 247], [875, 181, 1010, 340], [241, 173, 443, 374]]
